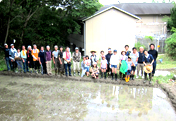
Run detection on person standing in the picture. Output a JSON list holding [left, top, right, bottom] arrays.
[[148, 44, 158, 77], [27, 46, 33, 73], [130, 47, 139, 80], [101, 55, 107, 79], [90, 50, 98, 67], [125, 45, 131, 57], [38, 46, 46, 75], [63, 47, 72, 77], [105, 48, 112, 77], [52, 45, 59, 76], [110, 50, 119, 81], [119, 51, 128, 80], [72, 47, 81, 76], [15, 48, 23, 73], [58, 46, 64, 76], [81, 56, 87, 77], [21, 45, 28, 73], [45, 45, 52, 75], [9, 44, 17, 72], [137, 47, 144, 78], [125, 57, 133, 82], [85, 55, 90, 76], [0, 43, 11, 71], [143, 50, 154, 83], [32, 44, 40, 73]]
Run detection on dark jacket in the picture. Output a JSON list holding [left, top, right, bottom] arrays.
[[138, 52, 144, 64], [105, 53, 112, 64], [0, 46, 10, 57], [148, 49, 158, 61], [39, 50, 46, 63], [143, 54, 154, 63]]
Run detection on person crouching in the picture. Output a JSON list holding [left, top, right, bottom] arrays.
[[91, 62, 99, 79]]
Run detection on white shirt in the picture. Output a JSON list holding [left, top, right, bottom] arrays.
[[85, 59, 90, 67], [63, 51, 72, 64], [110, 54, 119, 65]]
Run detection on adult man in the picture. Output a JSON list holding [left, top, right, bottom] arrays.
[[105, 48, 112, 77], [72, 47, 81, 76], [0, 43, 11, 71], [130, 47, 139, 80], [137, 47, 144, 78], [32, 44, 40, 73], [27, 46, 33, 73], [21, 45, 28, 73], [125, 45, 131, 57], [110, 50, 119, 81], [52, 45, 59, 76], [148, 44, 158, 77], [45, 46, 52, 75], [58, 46, 64, 76], [63, 47, 72, 77], [38, 46, 46, 75], [9, 44, 17, 72], [90, 50, 98, 67]]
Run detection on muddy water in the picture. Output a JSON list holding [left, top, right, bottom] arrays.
[[0, 76, 176, 121]]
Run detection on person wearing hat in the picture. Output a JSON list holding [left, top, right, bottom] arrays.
[[148, 44, 158, 77], [32, 44, 40, 74], [105, 48, 112, 77], [125, 45, 131, 57], [90, 50, 98, 67], [130, 47, 139, 80], [143, 50, 154, 83], [110, 49, 119, 81], [58, 46, 64, 76], [81, 56, 87, 77], [72, 47, 81, 76], [52, 45, 59, 76], [91, 62, 99, 79], [101, 55, 107, 79], [119, 51, 128, 80], [0, 43, 11, 71], [63, 46, 72, 77], [9, 44, 17, 72], [45, 45, 52, 75], [27, 45, 33, 73]]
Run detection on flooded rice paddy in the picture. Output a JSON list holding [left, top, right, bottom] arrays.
[[0, 76, 176, 121]]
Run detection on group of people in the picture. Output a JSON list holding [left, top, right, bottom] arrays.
[[0, 43, 158, 83]]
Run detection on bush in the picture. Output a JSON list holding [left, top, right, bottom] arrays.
[[165, 28, 176, 59], [135, 42, 146, 51]]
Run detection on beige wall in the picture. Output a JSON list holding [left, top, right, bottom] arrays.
[[85, 8, 137, 56], [136, 15, 167, 36]]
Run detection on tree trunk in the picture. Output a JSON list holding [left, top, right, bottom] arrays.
[[4, 17, 10, 44]]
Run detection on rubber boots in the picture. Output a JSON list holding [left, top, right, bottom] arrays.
[[115, 74, 118, 81], [104, 72, 106, 79]]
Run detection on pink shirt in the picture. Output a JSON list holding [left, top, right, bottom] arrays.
[[101, 59, 107, 68]]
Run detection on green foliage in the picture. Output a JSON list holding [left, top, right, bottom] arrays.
[[144, 36, 154, 41], [165, 27, 176, 59], [153, 74, 174, 84], [135, 42, 146, 51]]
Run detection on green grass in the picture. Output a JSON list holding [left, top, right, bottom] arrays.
[[156, 54, 176, 69], [153, 74, 174, 84], [0, 52, 6, 71]]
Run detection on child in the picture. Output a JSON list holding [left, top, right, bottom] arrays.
[[119, 51, 128, 80], [125, 57, 134, 82], [15, 49, 23, 73], [85, 55, 90, 76], [81, 56, 87, 77], [91, 62, 99, 79], [101, 55, 107, 79]]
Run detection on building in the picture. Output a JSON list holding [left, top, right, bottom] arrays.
[[68, 3, 173, 55]]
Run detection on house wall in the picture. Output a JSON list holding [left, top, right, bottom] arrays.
[[136, 15, 167, 36], [85, 8, 137, 56]]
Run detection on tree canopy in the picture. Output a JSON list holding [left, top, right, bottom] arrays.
[[0, 0, 102, 48]]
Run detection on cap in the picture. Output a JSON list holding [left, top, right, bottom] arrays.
[[10, 44, 14, 46], [83, 56, 86, 58], [4, 43, 7, 46], [75, 47, 79, 50], [108, 48, 111, 51], [114, 49, 117, 52], [93, 62, 97, 65]]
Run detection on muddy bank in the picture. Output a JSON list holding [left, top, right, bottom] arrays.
[[0, 71, 156, 87]]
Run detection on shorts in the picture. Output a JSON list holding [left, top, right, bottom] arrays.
[[101, 67, 106, 69], [127, 70, 131, 75], [131, 66, 136, 71], [111, 65, 117, 68], [85, 67, 89, 72]]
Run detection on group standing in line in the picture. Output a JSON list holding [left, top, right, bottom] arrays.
[[0, 43, 158, 83]]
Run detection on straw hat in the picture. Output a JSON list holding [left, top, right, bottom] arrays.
[[144, 65, 153, 73], [90, 50, 96, 53]]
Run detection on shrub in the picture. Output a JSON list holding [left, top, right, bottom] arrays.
[[135, 42, 146, 51], [165, 27, 176, 59]]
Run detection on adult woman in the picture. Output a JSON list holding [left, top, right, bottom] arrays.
[[110, 50, 119, 81]]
